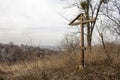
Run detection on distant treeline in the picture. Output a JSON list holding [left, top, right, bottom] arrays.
[[0, 43, 58, 64]]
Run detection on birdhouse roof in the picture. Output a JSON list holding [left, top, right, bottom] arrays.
[[69, 13, 84, 25]]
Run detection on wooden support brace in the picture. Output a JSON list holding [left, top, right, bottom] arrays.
[[70, 18, 95, 26]]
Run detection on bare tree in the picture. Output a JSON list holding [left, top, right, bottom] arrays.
[[61, 0, 109, 51], [101, 0, 120, 37], [60, 34, 80, 53], [96, 20, 113, 64]]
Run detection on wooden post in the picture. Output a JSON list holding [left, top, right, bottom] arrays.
[[80, 14, 85, 66], [69, 13, 95, 67]]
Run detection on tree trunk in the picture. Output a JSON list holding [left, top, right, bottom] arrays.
[[101, 35, 112, 64], [87, 0, 103, 53], [86, 0, 92, 52]]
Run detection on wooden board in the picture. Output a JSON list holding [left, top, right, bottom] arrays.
[[70, 18, 95, 26]]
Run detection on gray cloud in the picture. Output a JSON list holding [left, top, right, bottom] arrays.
[[0, 0, 67, 46]]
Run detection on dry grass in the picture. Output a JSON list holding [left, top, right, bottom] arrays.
[[0, 43, 119, 80]]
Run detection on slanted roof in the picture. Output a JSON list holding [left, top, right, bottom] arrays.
[[69, 13, 84, 25]]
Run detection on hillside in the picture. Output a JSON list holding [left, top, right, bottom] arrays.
[[0, 42, 119, 80]]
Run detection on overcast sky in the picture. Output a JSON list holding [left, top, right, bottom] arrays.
[[0, 0, 78, 46]]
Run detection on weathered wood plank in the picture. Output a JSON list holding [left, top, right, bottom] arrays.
[[70, 18, 95, 26]]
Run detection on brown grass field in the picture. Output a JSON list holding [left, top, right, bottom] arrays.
[[0, 43, 119, 80]]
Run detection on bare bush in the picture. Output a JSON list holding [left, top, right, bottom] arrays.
[[60, 34, 80, 54]]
